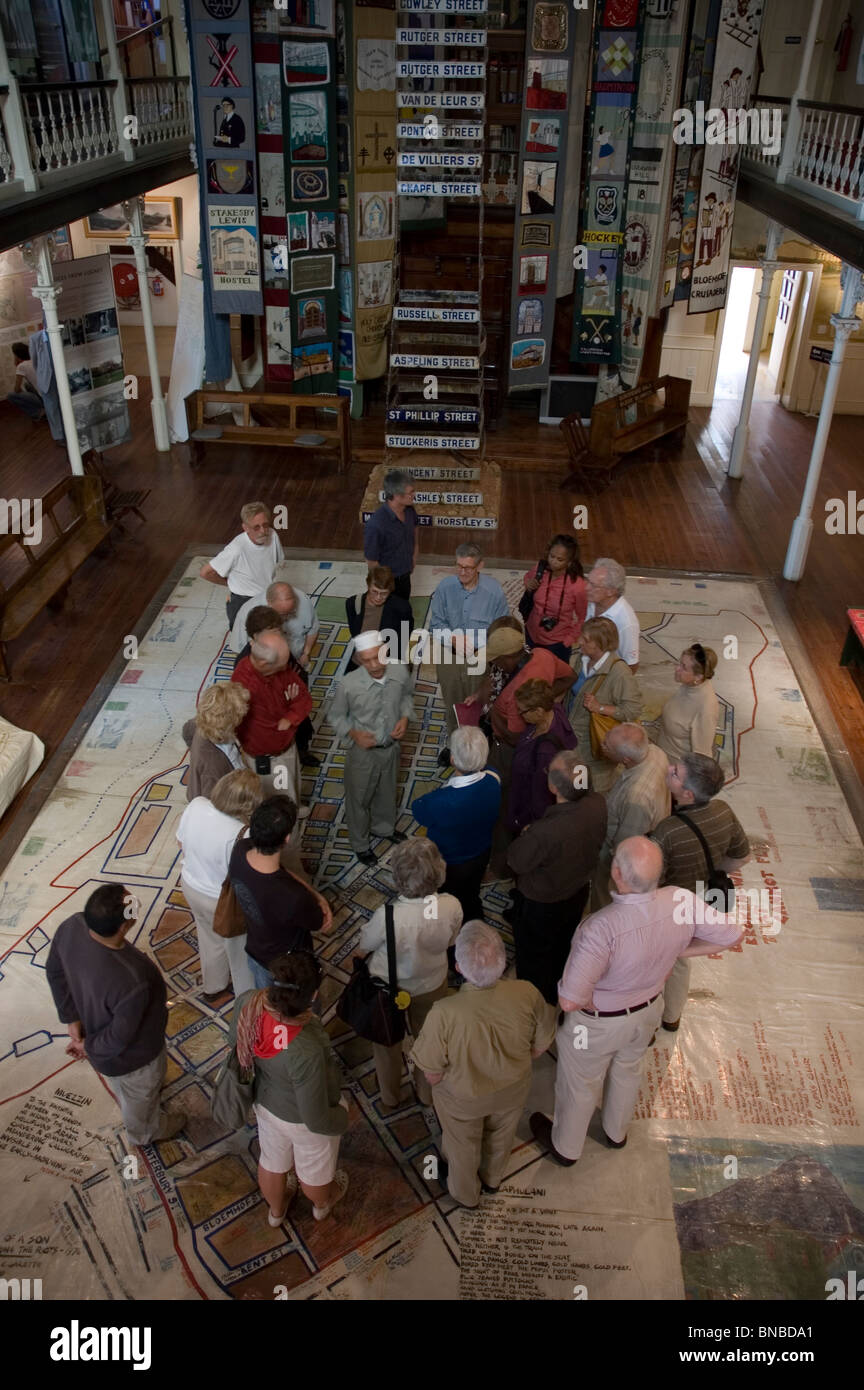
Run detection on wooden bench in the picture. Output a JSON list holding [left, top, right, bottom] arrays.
[[185, 388, 352, 474], [0, 475, 109, 680], [82, 451, 151, 533], [588, 375, 691, 463], [559, 411, 616, 493]]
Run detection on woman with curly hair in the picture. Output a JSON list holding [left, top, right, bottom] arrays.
[[182, 682, 250, 801]]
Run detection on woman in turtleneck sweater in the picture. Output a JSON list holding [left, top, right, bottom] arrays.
[[656, 643, 720, 759]]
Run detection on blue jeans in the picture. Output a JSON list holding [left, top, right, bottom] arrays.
[[7, 390, 43, 420], [247, 955, 274, 989]]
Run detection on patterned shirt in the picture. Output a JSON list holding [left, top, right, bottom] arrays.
[[650, 799, 750, 894]]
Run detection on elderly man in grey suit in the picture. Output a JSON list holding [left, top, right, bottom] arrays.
[[329, 630, 415, 867]]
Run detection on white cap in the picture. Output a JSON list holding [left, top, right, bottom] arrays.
[[353, 630, 383, 652]]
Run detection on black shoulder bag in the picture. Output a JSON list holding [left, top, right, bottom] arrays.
[[336, 904, 408, 1045], [673, 809, 736, 912]]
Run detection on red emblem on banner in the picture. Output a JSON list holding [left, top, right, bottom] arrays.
[[602, 0, 639, 26]]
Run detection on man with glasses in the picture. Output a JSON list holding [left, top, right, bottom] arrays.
[[363, 470, 419, 600], [584, 557, 640, 673], [201, 502, 285, 627], [427, 542, 509, 737]]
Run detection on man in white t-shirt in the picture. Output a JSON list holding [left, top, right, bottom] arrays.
[[6, 341, 44, 422], [200, 502, 285, 626], [584, 557, 640, 672]]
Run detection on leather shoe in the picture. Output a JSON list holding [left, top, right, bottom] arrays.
[[436, 1156, 449, 1186], [299, 751, 320, 768], [602, 1130, 627, 1149], [389, 830, 408, 844], [480, 1181, 500, 1195], [529, 1111, 576, 1167], [356, 851, 377, 868], [437, 747, 451, 769], [662, 1018, 680, 1032]]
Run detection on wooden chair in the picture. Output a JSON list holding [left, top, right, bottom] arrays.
[[82, 451, 150, 533], [558, 411, 616, 493]]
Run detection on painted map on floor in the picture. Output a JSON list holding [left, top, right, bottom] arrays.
[[0, 560, 862, 1301]]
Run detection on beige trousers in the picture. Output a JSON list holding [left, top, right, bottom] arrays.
[[432, 1072, 531, 1207], [436, 662, 487, 736], [372, 979, 450, 1108]]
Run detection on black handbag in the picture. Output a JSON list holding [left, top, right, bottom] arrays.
[[336, 904, 408, 1046], [518, 560, 546, 621], [673, 810, 736, 912]]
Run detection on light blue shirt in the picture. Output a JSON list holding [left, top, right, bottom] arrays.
[[231, 586, 319, 658], [427, 573, 509, 640]]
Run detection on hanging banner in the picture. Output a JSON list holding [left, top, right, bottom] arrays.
[[508, 0, 578, 391], [688, 0, 765, 314], [354, 4, 397, 381], [596, 0, 691, 398], [187, 0, 262, 317], [570, 0, 646, 366], [48, 257, 132, 453], [673, 0, 721, 302]]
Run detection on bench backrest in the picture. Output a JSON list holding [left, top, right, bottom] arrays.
[[0, 476, 104, 607]]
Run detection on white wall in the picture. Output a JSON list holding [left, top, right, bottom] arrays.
[[658, 301, 721, 405]]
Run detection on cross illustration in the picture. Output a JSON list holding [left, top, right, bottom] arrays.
[[206, 34, 241, 88], [358, 146, 369, 165], [383, 146, 396, 163], [363, 122, 387, 161]]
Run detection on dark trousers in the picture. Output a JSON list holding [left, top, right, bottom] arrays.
[[443, 849, 490, 925], [226, 591, 247, 626], [525, 636, 572, 663], [233, 642, 314, 755], [512, 883, 590, 1005], [393, 573, 411, 600]]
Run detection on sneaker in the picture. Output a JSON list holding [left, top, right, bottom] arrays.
[[267, 1170, 298, 1225], [313, 1169, 349, 1221], [153, 1111, 186, 1142]]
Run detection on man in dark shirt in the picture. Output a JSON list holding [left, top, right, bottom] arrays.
[[230, 796, 331, 988], [363, 469, 418, 599], [507, 749, 607, 1004], [46, 883, 183, 1148], [650, 752, 750, 1031], [214, 97, 245, 147]]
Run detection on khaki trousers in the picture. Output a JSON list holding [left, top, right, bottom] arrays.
[[344, 742, 400, 853], [436, 662, 487, 735], [242, 744, 301, 804], [107, 1048, 167, 1147], [432, 1072, 531, 1207], [372, 978, 450, 1108], [662, 956, 690, 1025], [551, 995, 663, 1159]]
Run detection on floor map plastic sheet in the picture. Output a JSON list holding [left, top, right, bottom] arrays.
[[0, 562, 861, 1300]]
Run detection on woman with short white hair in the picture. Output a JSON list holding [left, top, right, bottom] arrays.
[[358, 837, 462, 1111], [411, 726, 501, 921]]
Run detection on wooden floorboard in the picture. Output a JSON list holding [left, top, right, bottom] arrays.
[[0, 388, 861, 855]]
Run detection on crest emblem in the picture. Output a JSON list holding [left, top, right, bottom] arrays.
[[594, 185, 618, 225]]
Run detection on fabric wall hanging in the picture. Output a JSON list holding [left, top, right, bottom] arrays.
[[187, 0, 263, 322], [595, 0, 691, 399], [508, 0, 579, 392], [570, 0, 646, 367], [687, 0, 765, 314], [672, 0, 720, 303], [353, 4, 397, 382]]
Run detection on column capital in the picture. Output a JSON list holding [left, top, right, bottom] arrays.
[[127, 233, 149, 252], [32, 282, 62, 308], [828, 311, 861, 342]]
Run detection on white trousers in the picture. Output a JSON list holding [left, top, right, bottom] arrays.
[[662, 957, 690, 1025], [181, 878, 255, 997], [551, 995, 664, 1159]]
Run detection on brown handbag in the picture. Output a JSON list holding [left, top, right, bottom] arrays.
[[587, 659, 626, 759], [212, 830, 248, 939]]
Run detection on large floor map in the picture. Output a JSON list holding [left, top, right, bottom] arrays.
[[0, 559, 862, 1301]]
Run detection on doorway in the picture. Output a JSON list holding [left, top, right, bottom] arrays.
[[714, 265, 779, 402]]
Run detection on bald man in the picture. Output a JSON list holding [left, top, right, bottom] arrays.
[[231, 582, 320, 768], [231, 631, 313, 805], [530, 836, 742, 1164], [592, 724, 670, 909]]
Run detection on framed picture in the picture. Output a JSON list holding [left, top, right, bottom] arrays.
[[290, 254, 335, 294], [521, 161, 557, 216], [83, 204, 131, 239], [83, 198, 180, 240], [521, 220, 553, 249], [519, 254, 549, 294], [525, 57, 568, 111]]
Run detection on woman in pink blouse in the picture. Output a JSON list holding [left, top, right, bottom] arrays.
[[521, 534, 588, 662]]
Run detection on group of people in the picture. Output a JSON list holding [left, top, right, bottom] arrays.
[[46, 486, 751, 1225]]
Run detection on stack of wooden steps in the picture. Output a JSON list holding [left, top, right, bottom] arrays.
[[360, 460, 501, 533]]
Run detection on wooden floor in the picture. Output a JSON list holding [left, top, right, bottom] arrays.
[[0, 387, 862, 850]]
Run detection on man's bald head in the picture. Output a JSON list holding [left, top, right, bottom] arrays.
[[266, 582, 296, 616], [611, 836, 663, 895], [250, 631, 291, 672], [604, 723, 648, 766]]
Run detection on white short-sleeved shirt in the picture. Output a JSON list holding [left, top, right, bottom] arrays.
[[586, 594, 640, 667], [177, 798, 244, 898], [18, 360, 39, 393], [210, 532, 284, 597], [359, 893, 463, 997]]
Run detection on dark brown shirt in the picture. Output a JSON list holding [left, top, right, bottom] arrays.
[[507, 793, 608, 903]]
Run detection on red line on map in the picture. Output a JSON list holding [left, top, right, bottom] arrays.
[[0, 1057, 78, 1104]]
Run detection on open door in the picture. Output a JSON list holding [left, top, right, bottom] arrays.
[[766, 268, 802, 396]]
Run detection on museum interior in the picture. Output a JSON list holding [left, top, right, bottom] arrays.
[[0, 0, 862, 1311]]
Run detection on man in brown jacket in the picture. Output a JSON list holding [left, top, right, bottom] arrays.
[[507, 749, 607, 1003]]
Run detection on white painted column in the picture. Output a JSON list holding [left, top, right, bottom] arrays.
[[97, 0, 135, 161], [0, 46, 37, 191], [783, 266, 863, 581], [32, 242, 85, 477], [727, 220, 784, 479], [124, 197, 171, 452]]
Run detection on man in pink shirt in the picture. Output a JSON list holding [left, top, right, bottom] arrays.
[[530, 836, 742, 1164]]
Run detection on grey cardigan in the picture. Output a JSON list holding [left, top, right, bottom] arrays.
[[228, 991, 348, 1136], [182, 718, 234, 802]]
